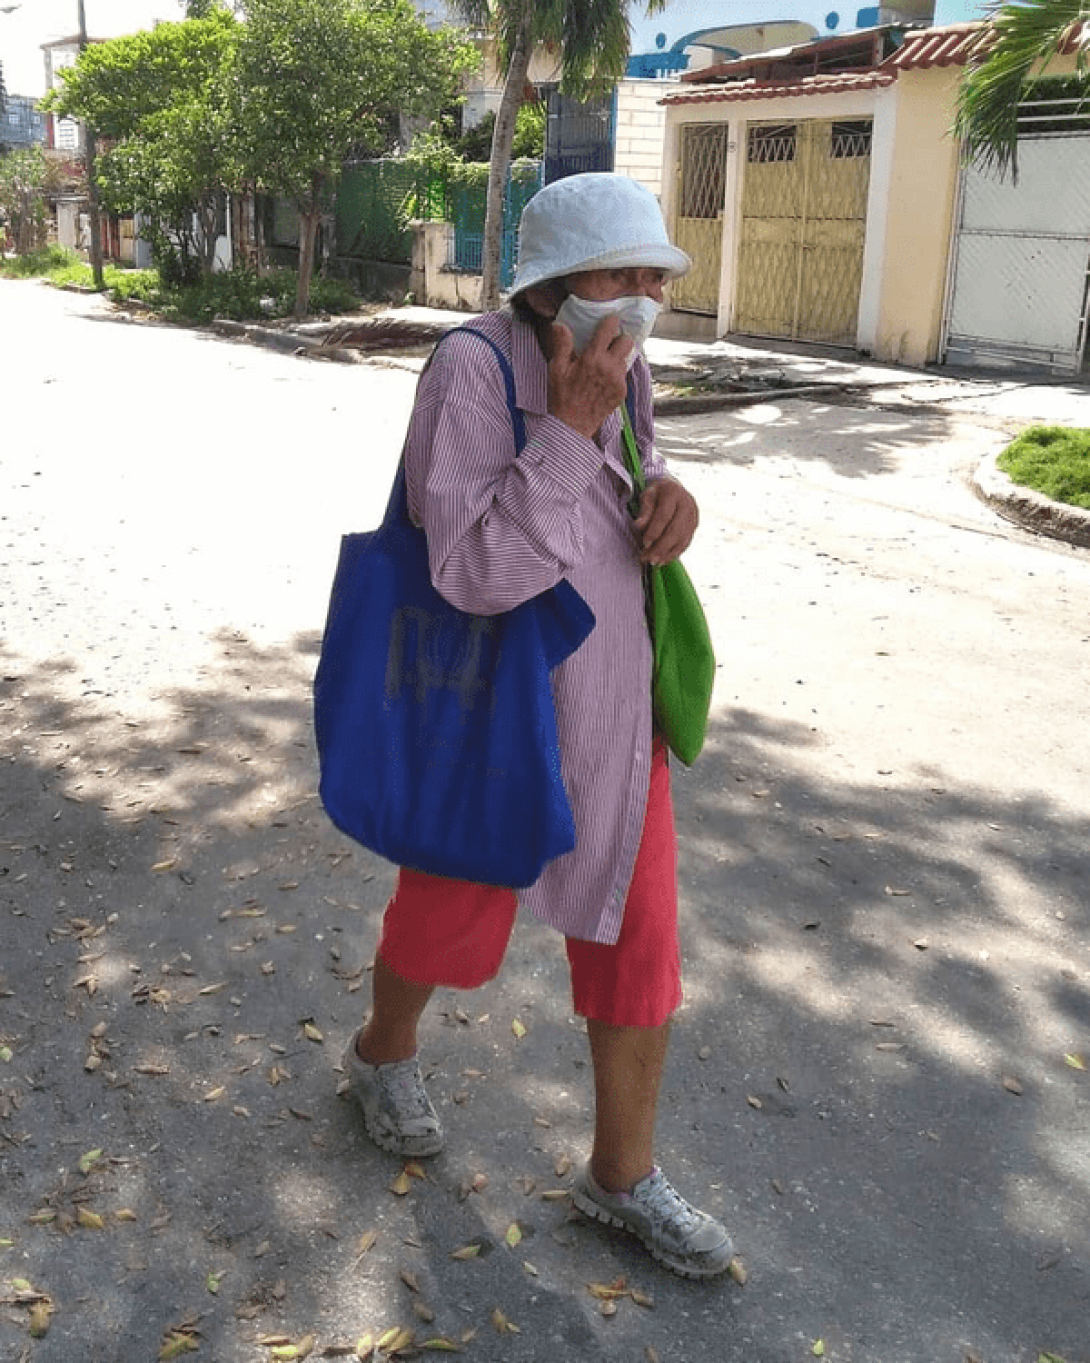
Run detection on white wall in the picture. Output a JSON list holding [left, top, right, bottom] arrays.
[[613, 79, 671, 198]]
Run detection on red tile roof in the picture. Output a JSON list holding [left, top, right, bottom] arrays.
[[661, 71, 896, 106], [885, 17, 1087, 70], [883, 21, 989, 69]]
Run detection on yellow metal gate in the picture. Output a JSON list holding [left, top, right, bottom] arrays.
[[734, 119, 872, 345], [672, 123, 730, 315]]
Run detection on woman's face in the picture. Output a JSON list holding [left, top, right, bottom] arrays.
[[565, 266, 667, 304], [523, 265, 667, 319]]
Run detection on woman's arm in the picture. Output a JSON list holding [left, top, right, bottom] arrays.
[[406, 333, 608, 615]]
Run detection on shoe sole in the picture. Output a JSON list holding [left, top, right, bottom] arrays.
[[571, 1185, 731, 1280]]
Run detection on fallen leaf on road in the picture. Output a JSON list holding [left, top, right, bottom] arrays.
[[78, 1148, 104, 1175], [1064, 1053, 1086, 1071], [1002, 1076, 1024, 1095], [28, 1298, 52, 1336], [512, 1018, 527, 1039], [587, 1277, 628, 1301], [159, 1331, 199, 1359], [728, 1258, 748, 1285], [504, 1223, 523, 1248]]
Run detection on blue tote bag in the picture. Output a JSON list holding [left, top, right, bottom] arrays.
[[313, 328, 595, 888]]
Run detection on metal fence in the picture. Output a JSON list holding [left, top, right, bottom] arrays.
[[447, 161, 543, 289], [335, 158, 543, 290]]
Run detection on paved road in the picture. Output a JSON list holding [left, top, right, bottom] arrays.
[[1, 280, 1089, 1363]]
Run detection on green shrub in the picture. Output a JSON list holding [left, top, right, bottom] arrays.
[[4, 253, 362, 323], [0, 244, 80, 278], [997, 425, 1090, 511], [153, 266, 361, 324]]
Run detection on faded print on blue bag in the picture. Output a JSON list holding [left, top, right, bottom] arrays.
[[384, 606, 499, 711]]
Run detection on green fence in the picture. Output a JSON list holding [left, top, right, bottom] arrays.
[[335, 160, 447, 264], [335, 158, 543, 287]]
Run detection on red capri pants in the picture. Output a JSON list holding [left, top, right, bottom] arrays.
[[376, 739, 681, 1028]]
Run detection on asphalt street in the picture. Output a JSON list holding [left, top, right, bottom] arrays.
[[1, 279, 1089, 1363]]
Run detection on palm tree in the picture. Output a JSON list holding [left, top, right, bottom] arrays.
[[954, 0, 1089, 179], [448, 0, 666, 310]]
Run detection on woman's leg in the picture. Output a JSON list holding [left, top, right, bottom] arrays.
[[586, 1017, 670, 1191], [355, 952, 435, 1065], [344, 868, 518, 1158]]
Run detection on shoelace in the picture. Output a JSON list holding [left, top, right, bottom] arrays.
[[640, 1173, 699, 1231], [383, 1063, 430, 1119]]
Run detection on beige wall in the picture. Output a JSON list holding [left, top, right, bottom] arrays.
[[870, 65, 962, 365], [613, 79, 670, 198]]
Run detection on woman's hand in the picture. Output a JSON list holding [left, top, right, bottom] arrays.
[[632, 478, 699, 565], [546, 316, 632, 440]]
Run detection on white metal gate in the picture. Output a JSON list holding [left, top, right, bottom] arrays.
[[944, 133, 1090, 374]]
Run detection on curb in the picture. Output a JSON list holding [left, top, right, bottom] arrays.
[[209, 318, 366, 365], [973, 450, 1090, 550]]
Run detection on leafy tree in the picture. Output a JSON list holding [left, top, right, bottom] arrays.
[[446, 0, 667, 311], [0, 147, 62, 253], [955, 0, 1090, 179], [42, 10, 239, 278], [454, 102, 545, 162], [233, 0, 478, 317]]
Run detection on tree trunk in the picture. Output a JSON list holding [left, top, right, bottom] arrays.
[[481, 11, 533, 312], [198, 197, 218, 278], [294, 199, 321, 318]]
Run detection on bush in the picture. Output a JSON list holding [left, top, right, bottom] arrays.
[[3, 251, 362, 323], [997, 425, 1090, 511], [0, 244, 80, 278]]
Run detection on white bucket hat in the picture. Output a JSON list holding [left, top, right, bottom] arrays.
[[509, 172, 691, 297]]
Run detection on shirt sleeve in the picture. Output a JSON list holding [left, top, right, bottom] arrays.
[[404, 331, 608, 616]]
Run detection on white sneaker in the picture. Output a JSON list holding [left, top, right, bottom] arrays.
[[341, 1031, 444, 1158], [573, 1164, 734, 1279]]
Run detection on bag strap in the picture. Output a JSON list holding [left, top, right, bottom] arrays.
[[618, 389, 646, 519], [385, 323, 526, 527], [459, 325, 527, 453]]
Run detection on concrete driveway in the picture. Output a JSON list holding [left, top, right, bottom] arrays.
[[1, 280, 1088, 1363]]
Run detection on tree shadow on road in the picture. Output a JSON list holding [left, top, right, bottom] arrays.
[[1, 636, 1088, 1362], [654, 398, 1008, 485]]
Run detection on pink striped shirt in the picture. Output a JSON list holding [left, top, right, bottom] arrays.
[[403, 309, 669, 945]]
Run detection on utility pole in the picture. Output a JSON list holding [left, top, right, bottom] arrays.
[[76, 0, 104, 289]]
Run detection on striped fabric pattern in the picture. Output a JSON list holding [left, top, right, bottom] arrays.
[[402, 309, 669, 945]]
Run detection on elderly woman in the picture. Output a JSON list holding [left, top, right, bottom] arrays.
[[342, 173, 733, 1279]]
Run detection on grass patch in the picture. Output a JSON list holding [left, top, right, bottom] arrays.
[[997, 425, 1090, 511], [1, 250, 362, 323]]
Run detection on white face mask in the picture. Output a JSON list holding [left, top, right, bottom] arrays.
[[554, 293, 662, 367]]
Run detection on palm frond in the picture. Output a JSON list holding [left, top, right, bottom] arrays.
[[955, 0, 1090, 179]]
